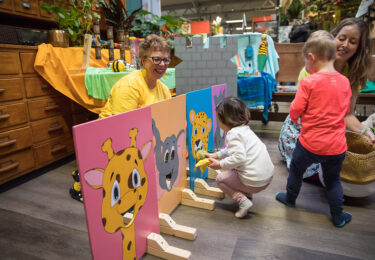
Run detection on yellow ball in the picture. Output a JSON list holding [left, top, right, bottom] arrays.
[[111, 60, 125, 72]]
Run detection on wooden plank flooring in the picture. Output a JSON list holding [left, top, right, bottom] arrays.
[[0, 124, 374, 260]]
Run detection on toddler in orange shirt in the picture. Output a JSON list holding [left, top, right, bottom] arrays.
[[275, 30, 352, 227]]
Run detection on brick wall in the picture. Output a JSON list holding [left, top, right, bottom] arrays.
[[174, 36, 238, 97]]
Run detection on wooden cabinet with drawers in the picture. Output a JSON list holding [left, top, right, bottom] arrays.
[[0, 0, 53, 21], [0, 44, 93, 185]]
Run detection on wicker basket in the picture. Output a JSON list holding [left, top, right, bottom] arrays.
[[341, 132, 375, 184]]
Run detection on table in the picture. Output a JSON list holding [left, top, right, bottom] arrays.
[[85, 67, 176, 100], [251, 92, 375, 122]]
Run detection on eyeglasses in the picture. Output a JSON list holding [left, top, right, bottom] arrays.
[[147, 56, 171, 65]]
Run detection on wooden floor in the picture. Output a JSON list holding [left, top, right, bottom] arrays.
[[0, 122, 374, 260]]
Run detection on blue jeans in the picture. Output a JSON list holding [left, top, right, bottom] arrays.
[[287, 140, 346, 216]]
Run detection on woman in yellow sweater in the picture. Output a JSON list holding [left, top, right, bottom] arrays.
[[70, 34, 172, 202], [99, 34, 172, 118]]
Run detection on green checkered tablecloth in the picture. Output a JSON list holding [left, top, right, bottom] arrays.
[[85, 67, 176, 100]]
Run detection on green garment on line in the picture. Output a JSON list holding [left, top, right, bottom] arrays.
[[85, 67, 176, 100], [361, 81, 375, 93]]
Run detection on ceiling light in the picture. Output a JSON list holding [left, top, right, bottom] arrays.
[[226, 19, 243, 23], [236, 27, 252, 30]]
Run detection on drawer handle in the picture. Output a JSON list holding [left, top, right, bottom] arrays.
[[0, 89, 5, 94], [45, 104, 59, 111], [0, 161, 19, 173], [48, 124, 63, 132], [22, 1, 31, 9], [51, 144, 66, 153], [41, 84, 49, 89], [0, 114, 10, 120], [0, 139, 16, 148]]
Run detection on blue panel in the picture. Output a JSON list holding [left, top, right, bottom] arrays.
[[186, 88, 214, 190]]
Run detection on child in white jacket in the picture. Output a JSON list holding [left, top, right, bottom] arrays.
[[207, 97, 274, 218]]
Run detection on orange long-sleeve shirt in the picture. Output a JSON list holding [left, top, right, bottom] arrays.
[[289, 71, 352, 155]]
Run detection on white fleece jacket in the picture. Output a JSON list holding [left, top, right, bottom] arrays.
[[217, 125, 274, 187]]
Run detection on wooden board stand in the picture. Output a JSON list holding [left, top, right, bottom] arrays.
[[147, 232, 191, 260], [159, 213, 197, 241], [207, 167, 218, 180], [181, 188, 215, 210], [186, 177, 224, 199], [186, 166, 219, 180], [123, 213, 197, 241]]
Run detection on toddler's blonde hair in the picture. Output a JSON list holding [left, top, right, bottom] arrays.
[[302, 30, 336, 61]]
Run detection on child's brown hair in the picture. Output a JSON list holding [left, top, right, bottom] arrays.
[[302, 30, 336, 61], [216, 96, 251, 128]]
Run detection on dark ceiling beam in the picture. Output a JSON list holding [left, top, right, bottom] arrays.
[[161, 0, 275, 11]]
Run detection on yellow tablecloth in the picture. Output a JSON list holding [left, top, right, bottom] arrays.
[[34, 43, 124, 114]]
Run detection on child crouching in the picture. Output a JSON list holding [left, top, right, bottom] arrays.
[[207, 97, 274, 218]]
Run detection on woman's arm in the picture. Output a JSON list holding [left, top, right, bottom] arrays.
[[346, 95, 375, 144]]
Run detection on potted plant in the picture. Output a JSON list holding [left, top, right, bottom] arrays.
[[41, 0, 101, 46], [129, 10, 190, 45], [98, 0, 140, 35]]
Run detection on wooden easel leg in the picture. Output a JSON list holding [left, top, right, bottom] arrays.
[[186, 177, 225, 199], [181, 188, 215, 210], [123, 213, 197, 240], [159, 213, 197, 241], [187, 165, 219, 180], [147, 232, 192, 260], [207, 167, 218, 180]]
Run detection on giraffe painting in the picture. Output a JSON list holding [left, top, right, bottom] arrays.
[[84, 128, 151, 260], [73, 107, 159, 260]]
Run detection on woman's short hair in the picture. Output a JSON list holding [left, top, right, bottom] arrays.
[[138, 34, 170, 61], [216, 96, 251, 128], [331, 18, 370, 91], [302, 30, 336, 61]]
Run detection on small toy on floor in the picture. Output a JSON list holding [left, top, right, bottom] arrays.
[[69, 170, 83, 202]]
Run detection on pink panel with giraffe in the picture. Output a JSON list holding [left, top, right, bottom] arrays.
[[73, 106, 159, 260]]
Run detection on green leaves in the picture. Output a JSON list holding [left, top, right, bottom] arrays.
[[129, 10, 190, 43], [98, 0, 128, 28], [40, 0, 101, 46]]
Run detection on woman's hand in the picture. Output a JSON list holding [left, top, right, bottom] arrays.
[[205, 153, 218, 159], [363, 128, 375, 145], [208, 158, 221, 170]]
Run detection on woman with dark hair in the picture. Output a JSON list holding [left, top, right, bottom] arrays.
[[278, 18, 375, 182]]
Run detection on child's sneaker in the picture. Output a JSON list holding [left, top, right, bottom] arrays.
[[235, 196, 253, 218], [332, 212, 352, 228], [275, 192, 295, 207]]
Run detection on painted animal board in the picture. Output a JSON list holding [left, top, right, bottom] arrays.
[[211, 84, 227, 151], [73, 106, 159, 260], [150, 95, 186, 214], [186, 88, 214, 190]]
